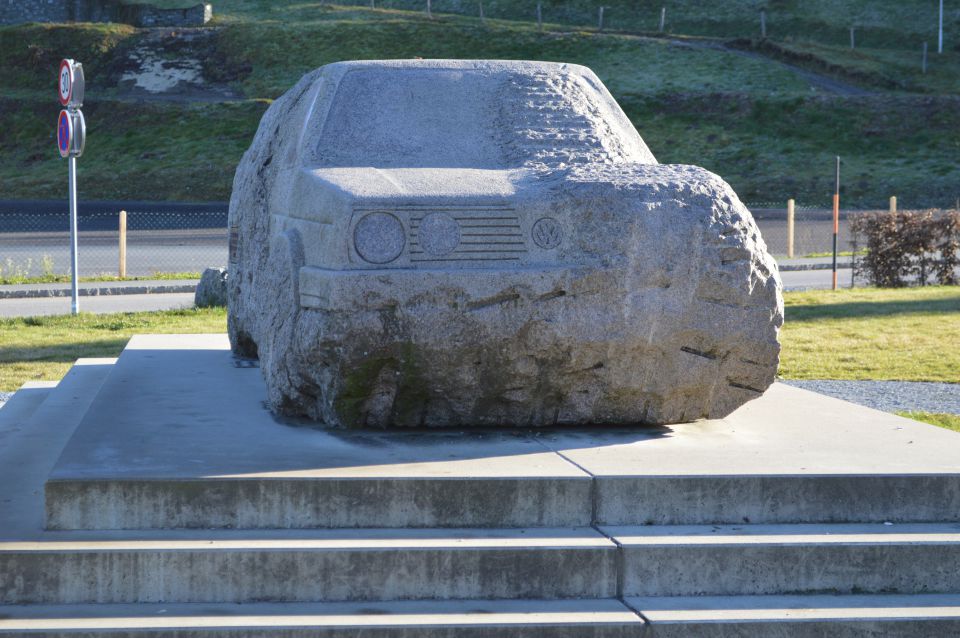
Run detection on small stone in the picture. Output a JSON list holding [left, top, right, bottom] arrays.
[[194, 267, 227, 308]]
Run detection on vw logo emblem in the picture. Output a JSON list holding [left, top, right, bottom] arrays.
[[532, 217, 563, 249]]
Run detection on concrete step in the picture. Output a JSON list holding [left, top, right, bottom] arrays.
[[43, 337, 960, 531], [607, 523, 960, 597], [0, 599, 643, 637], [45, 475, 593, 530], [45, 336, 594, 531], [0, 528, 617, 605], [0, 360, 116, 541], [0, 381, 58, 437], [592, 474, 960, 525], [47, 472, 960, 531], [631, 594, 960, 637]]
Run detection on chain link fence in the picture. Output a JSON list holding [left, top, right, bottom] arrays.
[[750, 205, 857, 259], [0, 207, 227, 281], [2, 201, 861, 282]]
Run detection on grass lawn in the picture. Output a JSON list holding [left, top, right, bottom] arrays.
[[0, 272, 202, 286], [778, 286, 960, 382], [0, 308, 225, 392], [897, 411, 960, 433]]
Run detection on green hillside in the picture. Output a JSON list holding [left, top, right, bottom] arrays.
[[0, 1, 958, 207]]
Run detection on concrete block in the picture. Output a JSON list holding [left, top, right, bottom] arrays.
[[609, 523, 960, 597], [47, 477, 592, 530], [631, 594, 960, 638], [540, 383, 960, 525], [46, 336, 593, 530], [0, 528, 617, 605], [0, 381, 56, 437], [0, 599, 643, 637], [595, 474, 960, 525], [0, 360, 115, 540]]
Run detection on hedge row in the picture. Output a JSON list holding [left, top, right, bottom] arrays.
[[850, 210, 960, 287]]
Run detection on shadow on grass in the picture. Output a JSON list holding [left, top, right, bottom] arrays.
[[787, 296, 960, 322], [0, 338, 129, 364]]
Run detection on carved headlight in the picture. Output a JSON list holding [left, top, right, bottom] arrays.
[[354, 212, 405, 264], [417, 212, 461, 257]]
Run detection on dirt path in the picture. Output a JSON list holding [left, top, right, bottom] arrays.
[[713, 43, 874, 96]]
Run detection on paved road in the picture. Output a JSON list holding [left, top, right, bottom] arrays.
[[782, 268, 857, 291], [0, 293, 195, 317]]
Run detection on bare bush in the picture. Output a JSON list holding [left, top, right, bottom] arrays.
[[851, 210, 960, 287]]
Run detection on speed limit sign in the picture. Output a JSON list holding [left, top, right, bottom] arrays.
[[58, 59, 84, 108], [56, 58, 87, 315]]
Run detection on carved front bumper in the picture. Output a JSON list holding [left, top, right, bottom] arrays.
[[298, 264, 584, 311]]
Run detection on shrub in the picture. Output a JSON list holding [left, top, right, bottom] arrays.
[[850, 209, 960, 287]]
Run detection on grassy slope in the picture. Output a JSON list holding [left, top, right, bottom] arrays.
[[219, 0, 957, 46], [0, 3, 959, 205]]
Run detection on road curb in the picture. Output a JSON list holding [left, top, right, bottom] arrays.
[[0, 282, 197, 300], [779, 263, 852, 272]]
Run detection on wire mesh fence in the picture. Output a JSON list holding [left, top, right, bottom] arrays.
[[0, 209, 227, 280], [3, 201, 953, 288], [751, 206, 857, 258], [1, 202, 863, 282]]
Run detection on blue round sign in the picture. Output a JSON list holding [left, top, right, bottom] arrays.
[[57, 110, 72, 158]]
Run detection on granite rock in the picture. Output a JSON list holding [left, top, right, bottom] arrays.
[[228, 60, 783, 428], [194, 267, 227, 307]]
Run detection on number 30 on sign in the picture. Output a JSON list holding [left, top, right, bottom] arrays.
[[58, 59, 84, 108]]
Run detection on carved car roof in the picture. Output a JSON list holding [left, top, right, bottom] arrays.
[[302, 60, 656, 171]]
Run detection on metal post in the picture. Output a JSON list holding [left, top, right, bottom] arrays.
[[832, 156, 840, 291], [659, 7, 665, 32], [889, 195, 897, 213], [598, 6, 604, 31], [923, 41, 928, 73], [939, 0, 944, 53], [850, 26, 855, 49], [68, 155, 79, 314], [119, 210, 127, 279], [536, 2, 542, 31], [760, 9, 766, 38], [786, 198, 795, 258], [478, 0, 483, 22], [426, 0, 431, 18]]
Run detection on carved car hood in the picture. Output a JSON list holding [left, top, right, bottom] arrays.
[[305, 167, 525, 201]]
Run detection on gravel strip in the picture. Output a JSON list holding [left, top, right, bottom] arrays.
[[781, 380, 960, 415], [0, 391, 12, 410]]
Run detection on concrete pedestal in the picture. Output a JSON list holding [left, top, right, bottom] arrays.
[[0, 334, 958, 636]]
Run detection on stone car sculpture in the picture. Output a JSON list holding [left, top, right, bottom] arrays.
[[228, 60, 783, 428]]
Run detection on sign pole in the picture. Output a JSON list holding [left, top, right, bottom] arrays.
[[58, 58, 85, 315], [68, 155, 79, 314], [832, 156, 840, 291], [939, 0, 944, 54]]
